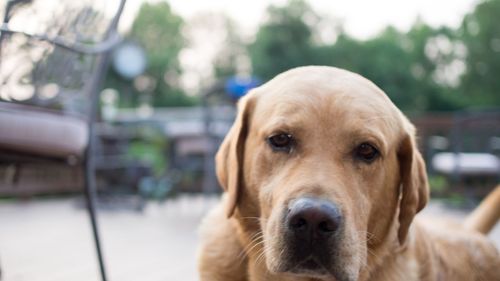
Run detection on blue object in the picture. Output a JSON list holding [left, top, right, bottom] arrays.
[[225, 76, 261, 100]]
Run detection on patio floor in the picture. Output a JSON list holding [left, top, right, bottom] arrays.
[[0, 195, 499, 281], [0, 195, 219, 281]]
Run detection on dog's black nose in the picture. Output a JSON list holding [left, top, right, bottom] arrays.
[[287, 197, 341, 239]]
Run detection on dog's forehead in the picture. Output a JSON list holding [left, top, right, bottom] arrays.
[[250, 66, 400, 130]]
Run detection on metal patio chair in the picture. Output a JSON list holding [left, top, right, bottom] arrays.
[[0, 1, 127, 280]]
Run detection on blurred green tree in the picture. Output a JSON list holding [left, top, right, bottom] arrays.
[[404, 23, 464, 111], [313, 28, 426, 111], [460, 0, 500, 106], [105, 2, 197, 108], [248, 0, 318, 81], [248, 0, 466, 112]]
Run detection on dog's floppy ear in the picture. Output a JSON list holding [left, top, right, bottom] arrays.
[[216, 95, 254, 218], [397, 121, 429, 245]]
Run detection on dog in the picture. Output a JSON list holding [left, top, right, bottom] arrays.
[[197, 66, 500, 281]]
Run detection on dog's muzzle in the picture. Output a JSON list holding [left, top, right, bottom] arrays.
[[283, 197, 343, 274]]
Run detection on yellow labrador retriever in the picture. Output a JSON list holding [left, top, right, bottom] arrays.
[[198, 66, 500, 281]]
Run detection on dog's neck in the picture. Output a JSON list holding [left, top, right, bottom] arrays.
[[361, 222, 436, 281]]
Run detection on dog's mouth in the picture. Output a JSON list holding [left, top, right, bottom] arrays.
[[283, 256, 351, 281], [277, 254, 343, 281], [290, 256, 328, 274], [298, 256, 324, 270]]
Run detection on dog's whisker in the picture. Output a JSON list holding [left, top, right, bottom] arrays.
[[240, 216, 263, 221], [275, 247, 286, 270], [236, 251, 249, 266], [354, 230, 379, 247], [246, 231, 264, 243], [237, 241, 262, 264], [245, 240, 266, 256], [236, 231, 266, 264], [241, 236, 263, 254], [248, 236, 265, 248], [254, 248, 267, 268]]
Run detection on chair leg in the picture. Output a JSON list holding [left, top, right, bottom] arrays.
[[83, 151, 108, 281], [80, 2, 127, 276]]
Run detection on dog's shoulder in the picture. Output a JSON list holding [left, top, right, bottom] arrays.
[[412, 218, 500, 281], [198, 195, 248, 281]]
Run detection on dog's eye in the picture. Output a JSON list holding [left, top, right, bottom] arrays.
[[355, 143, 379, 163], [267, 133, 293, 152]]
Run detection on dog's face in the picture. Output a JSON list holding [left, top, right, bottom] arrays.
[[216, 66, 429, 281]]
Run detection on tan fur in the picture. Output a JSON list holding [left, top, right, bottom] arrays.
[[198, 66, 500, 281], [464, 185, 500, 234]]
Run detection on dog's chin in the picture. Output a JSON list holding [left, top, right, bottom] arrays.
[[269, 257, 345, 281], [289, 258, 334, 279]]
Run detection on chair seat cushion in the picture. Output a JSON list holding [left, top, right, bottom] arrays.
[[0, 103, 88, 158]]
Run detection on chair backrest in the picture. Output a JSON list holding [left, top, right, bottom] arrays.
[[0, 1, 125, 159], [0, 0, 125, 119]]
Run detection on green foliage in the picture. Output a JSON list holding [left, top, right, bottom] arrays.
[[313, 28, 432, 111], [428, 175, 448, 194], [460, 0, 500, 106], [129, 2, 184, 78], [104, 2, 197, 108], [248, 0, 317, 81], [152, 86, 199, 107], [442, 193, 468, 207], [127, 126, 168, 176], [247, 0, 500, 112], [104, 0, 500, 111]]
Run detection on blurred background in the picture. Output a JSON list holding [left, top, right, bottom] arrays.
[[0, 0, 499, 280]]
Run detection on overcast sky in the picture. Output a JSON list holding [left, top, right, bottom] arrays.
[[120, 0, 479, 39]]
